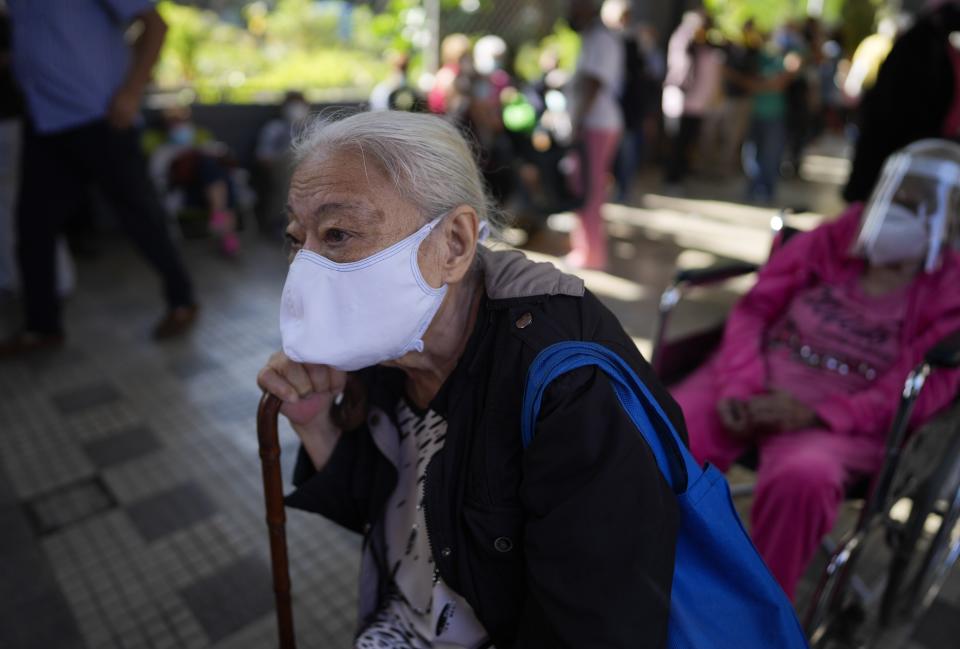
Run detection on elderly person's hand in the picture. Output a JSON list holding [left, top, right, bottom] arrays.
[[257, 351, 346, 470], [746, 391, 820, 434], [717, 398, 754, 441]]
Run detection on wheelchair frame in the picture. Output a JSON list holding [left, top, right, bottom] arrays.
[[649, 212, 960, 647]]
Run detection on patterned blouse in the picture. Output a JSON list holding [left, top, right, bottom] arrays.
[[354, 400, 489, 649]]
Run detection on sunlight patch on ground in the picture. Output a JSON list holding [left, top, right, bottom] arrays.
[[800, 154, 852, 185]]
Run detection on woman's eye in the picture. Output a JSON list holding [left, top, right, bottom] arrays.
[[284, 232, 302, 249], [324, 228, 350, 245]]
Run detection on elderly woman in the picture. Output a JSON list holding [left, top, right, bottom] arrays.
[[256, 111, 682, 648], [673, 139, 960, 600]]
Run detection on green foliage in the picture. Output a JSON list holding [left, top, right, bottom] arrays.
[[156, 0, 395, 103], [156, 0, 569, 103], [513, 21, 580, 83], [703, 0, 873, 48]]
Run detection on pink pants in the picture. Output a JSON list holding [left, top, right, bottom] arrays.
[[672, 361, 885, 599], [571, 128, 621, 269]]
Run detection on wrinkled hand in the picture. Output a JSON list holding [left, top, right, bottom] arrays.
[[746, 391, 820, 434], [717, 398, 753, 441], [256, 351, 346, 432], [107, 84, 142, 130]]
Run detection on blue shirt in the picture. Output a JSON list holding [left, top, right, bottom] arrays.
[[8, 0, 153, 134]]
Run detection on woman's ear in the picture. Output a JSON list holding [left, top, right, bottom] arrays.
[[440, 205, 480, 284]]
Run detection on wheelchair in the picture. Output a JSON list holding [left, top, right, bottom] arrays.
[[650, 211, 960, 648]]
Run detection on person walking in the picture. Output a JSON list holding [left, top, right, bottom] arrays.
[[1, 0, 197, 356]]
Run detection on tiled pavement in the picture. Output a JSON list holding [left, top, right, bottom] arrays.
[[1, 239, 360, 649], [1, 162, 957, 648]]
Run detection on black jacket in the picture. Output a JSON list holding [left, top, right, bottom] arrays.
[[286, 254, 683, 649]]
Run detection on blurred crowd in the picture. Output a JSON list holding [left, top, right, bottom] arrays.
[[2, 0, 960, 347]]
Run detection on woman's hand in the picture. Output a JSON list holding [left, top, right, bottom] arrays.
[[257, 351, 347, 469], [717, 398, 754, 441], [746, 391, 820, 434]]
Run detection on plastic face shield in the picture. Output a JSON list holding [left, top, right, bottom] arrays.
[[853, 152, 960, 272]]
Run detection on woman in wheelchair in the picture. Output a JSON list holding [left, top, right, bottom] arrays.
[[673, 139, 960, 601], [257, 112, 683, 648]]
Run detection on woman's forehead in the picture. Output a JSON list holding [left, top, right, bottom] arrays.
[[288, 150, 404, 220]]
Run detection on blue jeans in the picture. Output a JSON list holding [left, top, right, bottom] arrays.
[[742, 116, 786, 203]]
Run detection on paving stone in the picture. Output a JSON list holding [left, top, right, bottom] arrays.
[[168, 354, 222, 380], [24, 478, 116, 535], [0, 590, 86, 649], [178, 555, 274, 643], [913, 599, 960, 648], [125, 482, 217, 542], [83, 426, 162, 469], [51, 382, 123, 415]]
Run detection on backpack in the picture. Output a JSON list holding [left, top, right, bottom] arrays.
[[521, 342, 809, 649]]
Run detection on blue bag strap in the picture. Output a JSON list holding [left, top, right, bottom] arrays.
[[520, 341, 701, 494]]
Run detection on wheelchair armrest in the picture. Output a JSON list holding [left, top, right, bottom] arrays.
[[674, 261, 760, 287], [925, 329, 960, 369]]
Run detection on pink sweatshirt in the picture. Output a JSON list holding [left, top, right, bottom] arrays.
[[713, 203, 960, 441]]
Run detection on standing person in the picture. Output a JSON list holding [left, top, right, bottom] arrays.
[[715, 20, 762, 175], [604, 0, 646, 203], [637, 24, 665, 163], [742, 39, 792, 204], [427, 33, 472, 117], [844, 1, 960, 203], [566, 0, 624, 270], [2, 0, 197, 355], [662, 12, 725, 189]]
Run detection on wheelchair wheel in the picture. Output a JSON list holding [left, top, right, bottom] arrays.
[[874, 447, 960, 647], [805, 532, 870, 648], [814, 428, 960, 649]]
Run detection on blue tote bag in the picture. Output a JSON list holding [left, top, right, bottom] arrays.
[[520, 342, 809, 649]]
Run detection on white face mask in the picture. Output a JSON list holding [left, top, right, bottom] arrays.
[[279, 216, 448, 371], [865, 203, 929, 267]]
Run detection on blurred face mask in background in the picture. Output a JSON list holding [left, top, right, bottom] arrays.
[[864, 203, 929, 267], [853, 141, 960, 272], [169, 123, 195, 146]]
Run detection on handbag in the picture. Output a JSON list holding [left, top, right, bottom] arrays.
[[520, 342, 809, 649]]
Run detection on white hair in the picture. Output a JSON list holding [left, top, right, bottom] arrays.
[[292, 110, 506, 236]]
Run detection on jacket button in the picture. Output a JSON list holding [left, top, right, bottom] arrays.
[[515, 312, 533, 329], [494, 536, 513, 553], [441, 547, 452, 558]]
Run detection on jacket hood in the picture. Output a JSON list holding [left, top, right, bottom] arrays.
[[476, 246, 585, 301]]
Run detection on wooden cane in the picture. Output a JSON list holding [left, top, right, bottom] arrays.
[[257, 392, 297, 649]]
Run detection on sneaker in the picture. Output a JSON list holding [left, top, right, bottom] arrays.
[[0, 330, 65, 359], [152, 305, 199, 340]]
